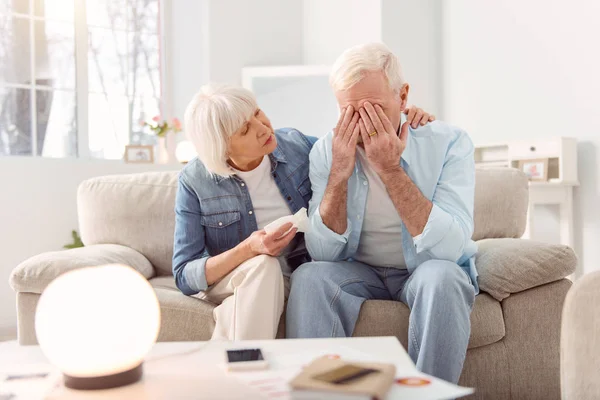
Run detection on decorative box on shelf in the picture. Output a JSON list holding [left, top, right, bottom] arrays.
[[474, 137, 579, 248]]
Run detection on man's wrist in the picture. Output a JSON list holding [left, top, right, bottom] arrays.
[[328, 173, 350, 188], [378, 164, 404, 182]]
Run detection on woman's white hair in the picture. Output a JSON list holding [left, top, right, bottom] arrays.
[[184, 83, 257, 177], [329, 42, 406, 93]]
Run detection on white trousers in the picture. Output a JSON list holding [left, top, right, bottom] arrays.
[[200, 255, 285, 341]]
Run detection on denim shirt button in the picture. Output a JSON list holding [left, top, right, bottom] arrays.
[[241, 183, 245, 187], [363, 181, 368, 186], [249, 211, 253, 215], [218, 222, 223, 226]]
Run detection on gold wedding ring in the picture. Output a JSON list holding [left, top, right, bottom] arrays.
[[369, 131, 377, 137]]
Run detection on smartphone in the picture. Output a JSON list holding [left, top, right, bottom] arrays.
[[225, 348, 268, 371]]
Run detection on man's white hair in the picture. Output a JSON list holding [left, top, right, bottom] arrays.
[[329, 42, 406, 92], [184, 83, 257, 177]]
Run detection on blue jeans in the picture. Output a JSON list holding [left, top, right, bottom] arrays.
[[286, 259, 476, 384]]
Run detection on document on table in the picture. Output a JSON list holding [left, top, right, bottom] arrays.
[[0, 364, 61, 400], [229, 346, 474, 400]]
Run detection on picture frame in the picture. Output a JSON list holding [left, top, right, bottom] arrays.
[[124, 145, 154, 164], [518, 158, 549, 181]]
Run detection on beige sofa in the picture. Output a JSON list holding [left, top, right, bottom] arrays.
[[10, 168, 576, 399], [561, 271, 600, 400]]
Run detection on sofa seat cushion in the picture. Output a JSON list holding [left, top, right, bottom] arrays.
[[151, 276, 506, 348], [354, 292, 505, 350], [149, 276, 215, 341], [476, 238, 577, 301]]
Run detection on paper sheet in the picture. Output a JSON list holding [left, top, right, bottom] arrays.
[[229, 346, 474, 400], [0, 364, 61, 400]]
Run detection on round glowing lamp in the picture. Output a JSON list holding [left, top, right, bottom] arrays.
[[176, 140, 197, 164], [35, 265, 160, 390]]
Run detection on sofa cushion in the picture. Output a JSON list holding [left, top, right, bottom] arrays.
[[472, 168, 529, 241], [10, 244, 155, 294], [73, 168, 529, 281], [150, 277, 505, 347], [149, 277, 215, 341], [78, 172, 179, 276], [476, 238, 577, 301], [347, 292, 505, 350]]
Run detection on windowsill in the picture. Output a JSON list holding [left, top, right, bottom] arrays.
[[0, 155, 184, 169]]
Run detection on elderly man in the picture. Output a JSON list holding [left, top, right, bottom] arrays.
[[286, 43, 478, 384]]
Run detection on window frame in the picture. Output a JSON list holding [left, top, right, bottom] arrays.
[[0, 0, 168, 159]]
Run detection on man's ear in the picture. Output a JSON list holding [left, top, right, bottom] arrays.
[[398, 83, 410, 110]]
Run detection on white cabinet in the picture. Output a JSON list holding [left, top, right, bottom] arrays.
[[475, 137, 578, 184]]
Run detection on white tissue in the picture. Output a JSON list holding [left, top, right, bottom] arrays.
[[264, 207, 309, 236]]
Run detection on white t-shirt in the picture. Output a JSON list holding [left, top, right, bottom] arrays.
[[233, 156, 291, 230], [353, 148, 406, 269]]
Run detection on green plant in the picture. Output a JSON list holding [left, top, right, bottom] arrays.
[[64, 230, 84, 249]]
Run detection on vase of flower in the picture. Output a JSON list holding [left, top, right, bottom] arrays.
[[141, 115, 182, 164], [156, 136, 169, 164]]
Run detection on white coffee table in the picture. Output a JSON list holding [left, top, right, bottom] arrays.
[[0, 336, 472, 399]]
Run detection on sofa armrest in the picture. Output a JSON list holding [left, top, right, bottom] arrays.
[[9, 244, 155, 294], [561, 271, 600, 399], [476, 238, 577, 301]]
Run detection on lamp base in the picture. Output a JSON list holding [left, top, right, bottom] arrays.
[[63, 363, 143, 390]]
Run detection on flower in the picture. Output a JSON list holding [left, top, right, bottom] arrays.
[[141, 116, 183, 138], [172, 118, 182, 131]]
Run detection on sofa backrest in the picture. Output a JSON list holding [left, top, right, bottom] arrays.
[[77, 168, 528, 276]]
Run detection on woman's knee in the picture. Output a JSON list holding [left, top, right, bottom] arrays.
[[255, 254, 282, 272], [239, 254, 281, 275]]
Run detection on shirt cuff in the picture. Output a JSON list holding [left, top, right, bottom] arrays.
[[413, 203, 454, 254], [182, 257, 209, 293], [312, 205, 352, 243]]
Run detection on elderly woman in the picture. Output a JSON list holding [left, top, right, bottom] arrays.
[[172, 83, 434, 340]]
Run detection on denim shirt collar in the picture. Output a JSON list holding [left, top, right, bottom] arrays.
[[270, 145, 288, 165], [211, 144, 288, 184]]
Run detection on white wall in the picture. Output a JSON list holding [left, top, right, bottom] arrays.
[[382, 0, 443, 116], [443, 0, 600, 276], [165, 0, 210, 119], [166, 0, 304, 119], [303, 0, 382, 65], [0, 158, 180, 339], [302, 0, 442, 116], [208, 0, 304, 84]]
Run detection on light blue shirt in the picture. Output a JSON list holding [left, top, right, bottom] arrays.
[[306, 120, 479, 293]]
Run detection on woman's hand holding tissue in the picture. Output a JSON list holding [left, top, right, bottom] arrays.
[[246, 222, 298, 257], [264, 208, 309, 236], [243, 208, 309, 257]]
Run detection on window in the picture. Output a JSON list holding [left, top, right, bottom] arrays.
[[0, 0, 163, 159]]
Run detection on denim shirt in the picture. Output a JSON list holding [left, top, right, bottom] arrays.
[[306, 120, 479, 293], [173, 128, 317, 295]]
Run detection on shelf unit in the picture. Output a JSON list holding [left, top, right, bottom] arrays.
[[475, 137, 579, 248]]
